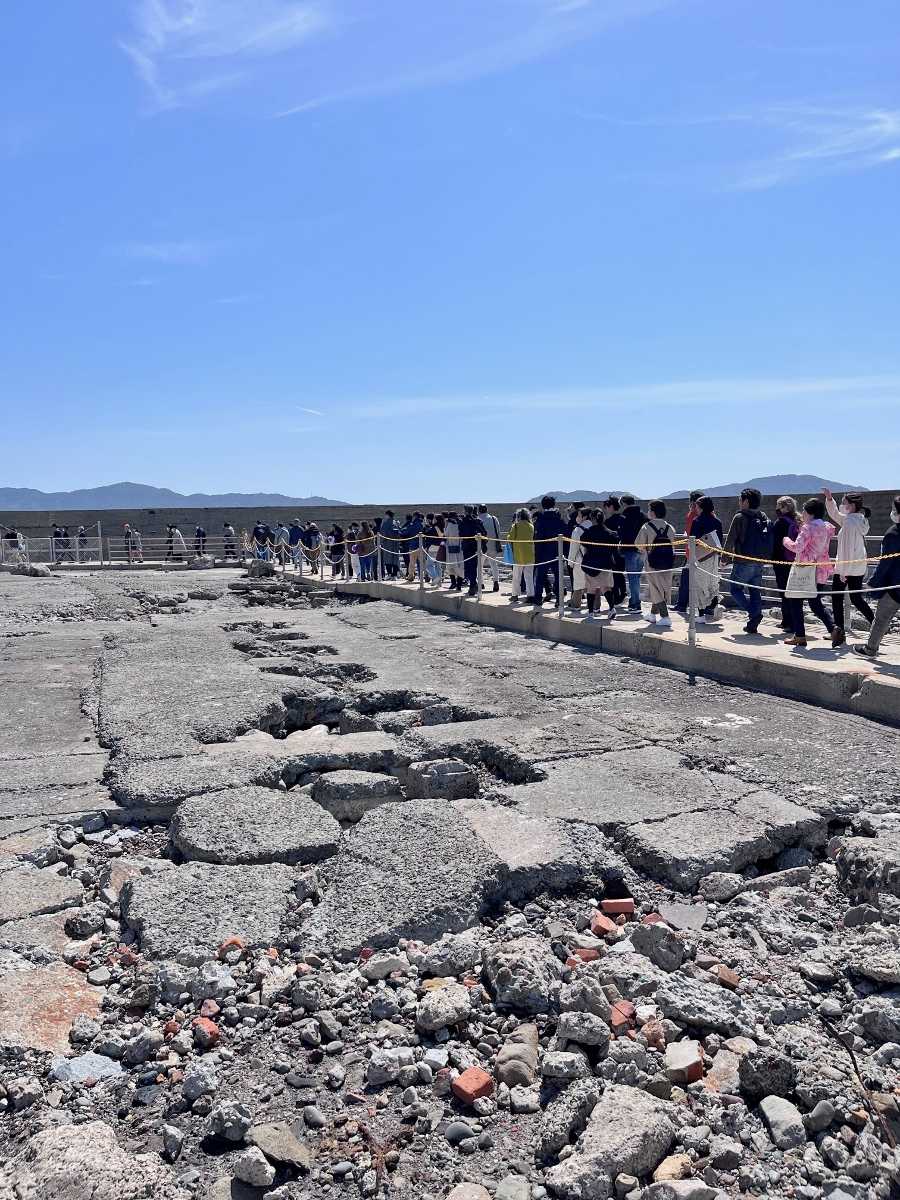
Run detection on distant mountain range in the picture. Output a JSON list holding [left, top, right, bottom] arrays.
[[663, 474, 868, 499], [0, 482, 349, 511], [527, 489, 635, 505]]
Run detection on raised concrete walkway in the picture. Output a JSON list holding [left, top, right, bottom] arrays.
[[326, 577, 900, 726]]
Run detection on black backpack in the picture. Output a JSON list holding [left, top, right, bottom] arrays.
[[646, 521, 674, 569], [741, 511, 773, 559]]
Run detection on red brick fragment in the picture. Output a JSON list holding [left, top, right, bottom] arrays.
[[192, 1017, 220, 1049], [199, 999, 220, 1018], [600, 898, 635, 916], [571, 947, 602, 963], [641, 913, 664, 925], [713, 965, 740, 991], [610, 1000, 635, 1034], [163, 1019, 180, 1038], [451, 1067, 494, 1105], [359, 947, 375, 961], [590, 912, 618, 937], [217, 937, 245, 960]]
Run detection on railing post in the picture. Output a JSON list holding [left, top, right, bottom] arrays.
[[375, 533, 382, 581], [418, 532, 425, 592], [696, 535, 700, 648], [344, 538, 350, 581], [557, 535, 565, 620], [476, 535, 483, 601]]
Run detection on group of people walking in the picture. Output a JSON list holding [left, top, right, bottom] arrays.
[[333, 490, 900, 660]]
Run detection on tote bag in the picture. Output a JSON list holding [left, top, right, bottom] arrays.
[[785, 561, 817, 598], [503, 542, 514, 565]]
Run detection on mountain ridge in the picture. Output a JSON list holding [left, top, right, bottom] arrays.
[[0, 482, 349, 511]]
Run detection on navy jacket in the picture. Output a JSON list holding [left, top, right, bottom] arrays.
[[618, 505, 648, 548], [870, 523, 900, 592], [533, 508, 566, 562], [581, 522, 619, 573]]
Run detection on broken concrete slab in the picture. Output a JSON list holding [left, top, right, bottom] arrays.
[[454, 798, 622, 899], [621, 792, 825, 890], [0, 961, 103, 1054], [301, 799, 506, 960], [0, 865, 83, 923], [170, 785, 341, 865], [279, 726, 412, 782], [544, 1083, 676, 1197], [834, 832, 900, 901], [0, 909, 71, 955], [310, 769, 404, 821], [121, 861, 297, 964], [406, 758, 479, 800], [106, 751, 283, 816]]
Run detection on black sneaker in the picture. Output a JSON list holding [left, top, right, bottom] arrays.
[[853, 644, 877, 659], [744, 619, 761, 635], [492, 581, 500, 592]]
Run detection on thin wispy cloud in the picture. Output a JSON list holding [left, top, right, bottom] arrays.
[[347, 374, 900, 420], [122, 0, 332, 112], [120, 238, 224, 265], [735, 105, 900, 189], [277, 0, 673, 117], [296, 406, 324, 416]]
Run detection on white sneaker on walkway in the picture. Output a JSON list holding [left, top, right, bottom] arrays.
[[643, 612, 657, 623], [656, 616, 672, 628]]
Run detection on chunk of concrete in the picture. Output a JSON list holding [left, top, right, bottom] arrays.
[[0, 963, 103, 1054], [0, 866, 82, 923], [656, 975, 747, 1036], [545, 1084, 676, 1198], [0, 1118, 180, 1200], [301, 799, 506, 959], [107, 751, 282, 816], [121, 861, 296, 964], [311, 769, 403, 821], [170, 785, 340, 865], [406, 758, 479, 800], [484, 936, 565, 1014], [537, 1078, 602, 1159]]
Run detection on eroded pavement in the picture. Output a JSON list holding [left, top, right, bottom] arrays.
[[1, 567, 899, 1200]]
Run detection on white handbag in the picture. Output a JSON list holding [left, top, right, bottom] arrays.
[[785, 561, 817, 598]]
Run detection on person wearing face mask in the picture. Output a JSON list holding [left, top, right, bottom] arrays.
[[853, 496, 900, 660], [781, 498, 835, 647], [771, 496, 799, 631], [566, 508, 592, 611], [823, 488, 875, 646]]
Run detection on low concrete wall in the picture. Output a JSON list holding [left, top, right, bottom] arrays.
[[3, 489, 897, 543], [330, 578, 899, 728]]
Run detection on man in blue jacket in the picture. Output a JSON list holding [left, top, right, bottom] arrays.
[[618, 495, 648, 612], [532, 496, 566, 604], [403, 511, 424, 581], [854, 495, 900, 659]]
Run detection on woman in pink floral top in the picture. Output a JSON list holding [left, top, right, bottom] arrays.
[[781, 497, 835, 646]]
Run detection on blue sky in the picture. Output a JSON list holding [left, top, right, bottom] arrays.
[[3, 0, 899, 502]]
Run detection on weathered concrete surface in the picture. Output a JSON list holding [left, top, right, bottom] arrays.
[[121, 861, 297, 964], [310, 768, 404, 821], [302, 799, 507, 959], [170, 785, 342, 864], [0, 962, 103, 1054], [0, 865, 84, 922], [0, 1119, 187, 1200]]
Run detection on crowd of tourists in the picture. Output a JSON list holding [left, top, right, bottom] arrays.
[[295, 489, 899, 661]]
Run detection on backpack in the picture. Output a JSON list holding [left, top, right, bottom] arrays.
[[646, 521, 674, 570], [741, 511, 773, 559]]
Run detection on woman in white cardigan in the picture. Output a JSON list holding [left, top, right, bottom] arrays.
[[823, 488, 875, 646]]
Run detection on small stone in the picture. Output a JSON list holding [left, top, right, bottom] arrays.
[[805, 1099, 836, 1132], [664, 1040, 704, 1084], [653, 1153, 692, 1181], [759, 1095, 807, 1150], [248, 1120, 312, 1169], [445, 1120, 476, 1146], [86, 966, 111, 986], [233, 1146, 276, 1187], [416, 982, 472, 1031], [205, 1100, 252, 1142]]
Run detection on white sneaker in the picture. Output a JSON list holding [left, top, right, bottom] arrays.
[[656, 616, 672, 628], [695, 615, 706, 624], [643, 612, 657, 623], [583, 612, 596, 621]]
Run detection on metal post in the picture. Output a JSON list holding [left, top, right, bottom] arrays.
[[377, 533, 383, 582], [557, 535, 566, 620], [344, 538, 350, 582], [319, 535, 324, 581], [298, 539, 303, 577], [418, 532, 425, 592], [696, 535, 700, 648]]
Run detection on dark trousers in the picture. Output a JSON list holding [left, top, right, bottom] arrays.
[[831, 574, 875, 631], [533, 560, 560, 601], [676, 565, 690, 610], [463, 545, 478, 590], [786, 586, 834, 638], [611, 554, 627, 604], [773, 563, 791, 627]]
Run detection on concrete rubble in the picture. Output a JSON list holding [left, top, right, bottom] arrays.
[[1, 569, 900, 1200]]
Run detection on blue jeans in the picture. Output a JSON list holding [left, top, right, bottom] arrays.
[[623, 550, 643, 608], [730, 562, 763, 621]]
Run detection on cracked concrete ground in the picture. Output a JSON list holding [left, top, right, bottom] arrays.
[[2, 566, 899, 1196]]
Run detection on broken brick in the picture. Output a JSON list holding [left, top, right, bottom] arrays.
[[610, 1000, 635, 1034], [713, 965, 740, 991], [571, 947, 602, 963], [641, 913, 664, 925], [590, 912, 619, 938], [192, 1017, 220, 1049], [217, 937, 245, 960], [451, 1066, 494, 1105], [600, 898, 635, 916]]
